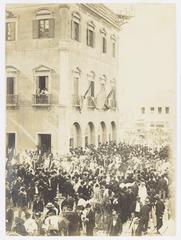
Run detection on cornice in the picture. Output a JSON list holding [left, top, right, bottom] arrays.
[[80, 3, 121, 31]]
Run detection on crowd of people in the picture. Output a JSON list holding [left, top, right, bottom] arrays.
[[6, 141, 171, 236]]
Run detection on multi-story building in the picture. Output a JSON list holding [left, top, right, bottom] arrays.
[[6, 3, 123, 154], [120, 103, 174, 146]]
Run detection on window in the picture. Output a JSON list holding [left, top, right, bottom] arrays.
[[87, 22, 95, 48], [165, 107, 170, 114], [112, 42, 116, 57], [6, 11, 17, 41], [111, 34, 116, 58], [100, 28, 107, 53], [102, 36, 107, 53], [72, 68, 81, 107], [141, 107, 145, 114], [7, 77, 15, 94], [150, 107, 154, 112], [33, 9, 54, 39], [71, 12, 80, 41], [39, 19, 50, 38], [37, 76, 48, 91], [33, 65, 52, 105], [6, 66, 18, 105], [158, 107, 162, 114], [6, 22, 16, 41]]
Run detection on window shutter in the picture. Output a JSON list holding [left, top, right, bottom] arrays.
[[45, 76, 48, 90], [10, 22, 16, 41], [48, 18, 55, 38], [32, 20, 39, 39]]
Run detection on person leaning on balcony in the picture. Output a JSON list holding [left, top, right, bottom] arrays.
[[40, 88, 49, 95], [44, 88, 49, 96], [35, 88, 40, 96]]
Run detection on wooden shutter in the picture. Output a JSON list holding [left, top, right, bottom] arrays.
[[45, 76, 48, 90], [48, 18, 55, 38], [32, 20, 39, 39]]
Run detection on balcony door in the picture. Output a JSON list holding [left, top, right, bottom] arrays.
[[7, 77, 15, 94], [37, 76, 48, 91], [38, 134, 51, 154]]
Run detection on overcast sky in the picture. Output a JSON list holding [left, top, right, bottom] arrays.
[[106, 3, 176, 110]]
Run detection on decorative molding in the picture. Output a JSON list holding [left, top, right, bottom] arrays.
[[6, 65, 19, 74], [81, 4, 121, 30], [6, 10, 17, 19]]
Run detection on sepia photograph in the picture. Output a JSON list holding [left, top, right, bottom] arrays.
[[2, 0, 179, 237]]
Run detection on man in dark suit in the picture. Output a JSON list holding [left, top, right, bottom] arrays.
[[136, 198, 151, 235], [32, 194, 44, 215], [85, 203, 95, 236], [155, 195, 165, 233]]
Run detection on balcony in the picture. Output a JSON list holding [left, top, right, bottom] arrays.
[[87, 96, 97, 109], [72, 95, 80, 107], [32, 94, 51, 106], [6, 94, 18, 106]]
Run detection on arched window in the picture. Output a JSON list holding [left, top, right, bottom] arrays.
[[71, 12, 81, 41], [6, 11, 17, 41], [100, 28, 107, 53], [33, 9, 54, 39], [87, 21, 95, 48]]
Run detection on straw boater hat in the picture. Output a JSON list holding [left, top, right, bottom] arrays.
[[46, 202, 54, 208]]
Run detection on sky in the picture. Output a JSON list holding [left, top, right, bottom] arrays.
[[106, 3, 176, 110]]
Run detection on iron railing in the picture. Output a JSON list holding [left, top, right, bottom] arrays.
[[32, 94, 51, 105], [6, 94, 18, 105]]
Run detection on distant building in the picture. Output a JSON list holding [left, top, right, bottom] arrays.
[[6, 3, 124, 154], [121, 105, 172, 146]]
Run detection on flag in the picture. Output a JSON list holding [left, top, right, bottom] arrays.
[[104, 89, 113, 110]]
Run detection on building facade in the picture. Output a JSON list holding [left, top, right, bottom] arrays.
[[6, 3, 122, 154], [120, 104, 173, 146]]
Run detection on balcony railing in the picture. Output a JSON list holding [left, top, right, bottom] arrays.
[[6, 94, 18, 106], [32, 94, 51, 106], [87, 96, 97, 109], [72, 95, 80, 107]]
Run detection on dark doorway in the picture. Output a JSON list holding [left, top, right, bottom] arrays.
[[38, 76, 48, 91], [6, 133, 15, 159], [38, 134, 51, 153], [7, 133, 15, 149], [7, 77, 15, 94]]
